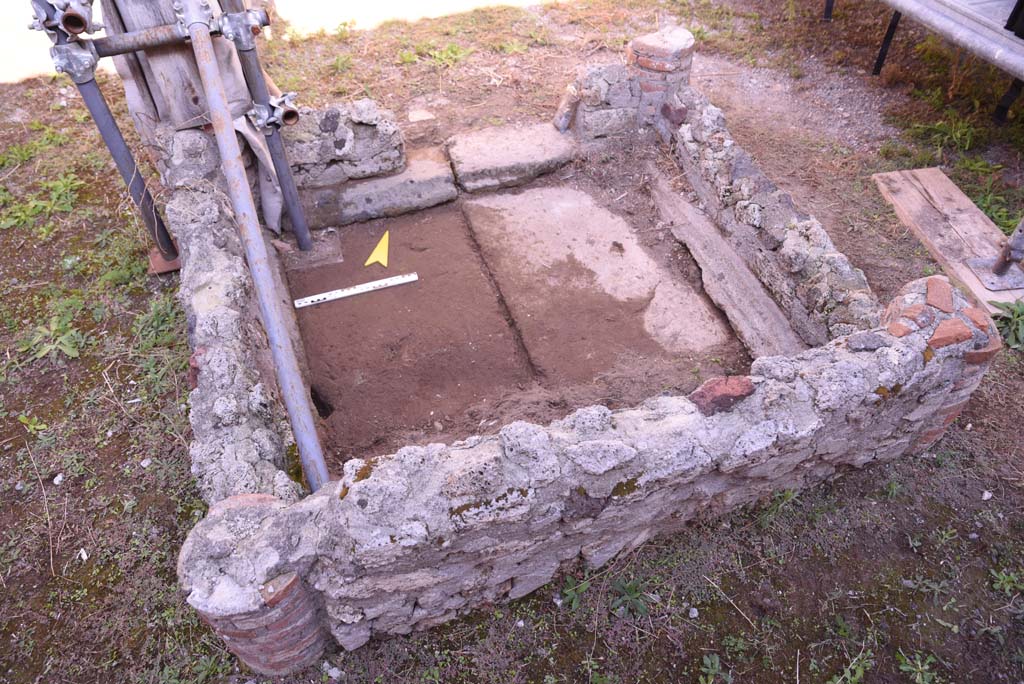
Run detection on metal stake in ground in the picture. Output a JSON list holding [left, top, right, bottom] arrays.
[[967, 216, 1024, 291], [182, 0, 329, 491]]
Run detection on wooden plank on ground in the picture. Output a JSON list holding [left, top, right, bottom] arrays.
[[649, 168, 808, 358], [873, 167, 1024, 313]]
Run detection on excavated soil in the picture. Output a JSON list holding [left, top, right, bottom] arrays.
[[286, 144, 749, 468]]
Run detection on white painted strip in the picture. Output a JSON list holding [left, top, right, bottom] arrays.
[[293, 272, 419, 309]]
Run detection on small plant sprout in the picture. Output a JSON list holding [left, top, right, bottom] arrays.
[[610, 577, 648, 618], [896, 650, 940, 684], [560, 575, 590, 611], [428, 43, 472, 69], [698, 653, 732, 684], [18, 414, 48, 435], [990, 568, 1024, 596]]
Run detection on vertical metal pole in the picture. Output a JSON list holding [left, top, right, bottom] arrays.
[[233, 44, 313, 251], [994, 78, 1023, 124], [873, 11, 901, 76], [185, 17, 329, 491], [823, 0, 835, 22]]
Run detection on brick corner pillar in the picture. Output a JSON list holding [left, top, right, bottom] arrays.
[[180, 493, 328, 676], [197, 570, 328, 676], [626, 26, 696, 126], [883, 276, 1003, 455]]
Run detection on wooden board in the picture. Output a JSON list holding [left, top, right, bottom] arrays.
[[873, 167, 1024, 313], [649, 168, 808, 358], [108, 0, 252, 130]]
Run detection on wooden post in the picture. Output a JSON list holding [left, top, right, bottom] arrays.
[[100, 0, 252, 132]]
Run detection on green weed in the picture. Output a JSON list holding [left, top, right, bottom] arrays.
[[991, 300, 1024, 350], [610, 578, 648, 617], [18, 414, 48, 434], [896, 650, 941, 684], [910, 111, 981, 155], [331, 54, 353, 74], [561, 575, 590, 611], [826, 648, 874, 684], [18, 315, 85, 361], [699, 653, 733, 684], [428, 43, 472, 68], [990, 568, 1024, 595]]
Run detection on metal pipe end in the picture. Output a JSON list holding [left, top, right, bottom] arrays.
[[280, 106, 300, 126], [61, 10, 88, 34]]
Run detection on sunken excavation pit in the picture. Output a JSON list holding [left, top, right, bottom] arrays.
[[164, 27, 1003, 675]]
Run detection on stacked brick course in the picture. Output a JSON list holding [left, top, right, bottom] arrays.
[[627, 26, 695, 125], [186, 495, 329, 675]]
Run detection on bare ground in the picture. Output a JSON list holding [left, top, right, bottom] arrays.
[[1, 1, 1023, 682]]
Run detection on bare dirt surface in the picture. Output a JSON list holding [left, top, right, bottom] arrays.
[[288, 205, 532, 465], [289, 154, 746, 469], [3, 1, 1024, 682]]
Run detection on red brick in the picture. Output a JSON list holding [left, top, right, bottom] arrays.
[[912, 426, 947, 451], [187, 347, 206, 390], [260, 628, 326, 669], [925, 277, 954, 313], [262, 595, 316, 633], [928, 318, 973, 348], [886, 321, 913, 338], [900, 304, 934, 328], [260, 571, 300, 608], [964, 333, 1002, 365], [249, 614, 322, 648], [639, 79, 669, 93], [214, 622, 269, 640], [631, 52, 682, 72], [688, 376, 755, 415], [661, 101, 688, 126], [231, 590, 310, 630], [962, 306, 992, 332]]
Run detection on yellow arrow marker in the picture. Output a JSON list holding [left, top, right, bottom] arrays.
[[364, 230, 389, 268]]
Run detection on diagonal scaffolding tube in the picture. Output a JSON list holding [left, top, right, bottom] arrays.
[[31, 0, 178, 261], [183, 6, 329, 492]]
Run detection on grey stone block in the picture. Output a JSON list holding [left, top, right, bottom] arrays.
[[302, 147, 457, 227], [447, 123, 575, 192]]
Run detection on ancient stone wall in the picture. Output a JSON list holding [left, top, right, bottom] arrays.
[[178, 276, 1000, 670], [668, 87, 881, 344], [160, 99, 405, 505], [159, 126, 303, 504], [168, 32, 999, 676], [556, 25, 880, 345]]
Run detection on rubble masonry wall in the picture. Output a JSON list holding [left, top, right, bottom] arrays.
[[165, 29, 1000, 676]]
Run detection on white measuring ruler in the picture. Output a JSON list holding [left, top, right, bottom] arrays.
[[293, 272, 419, 309]]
